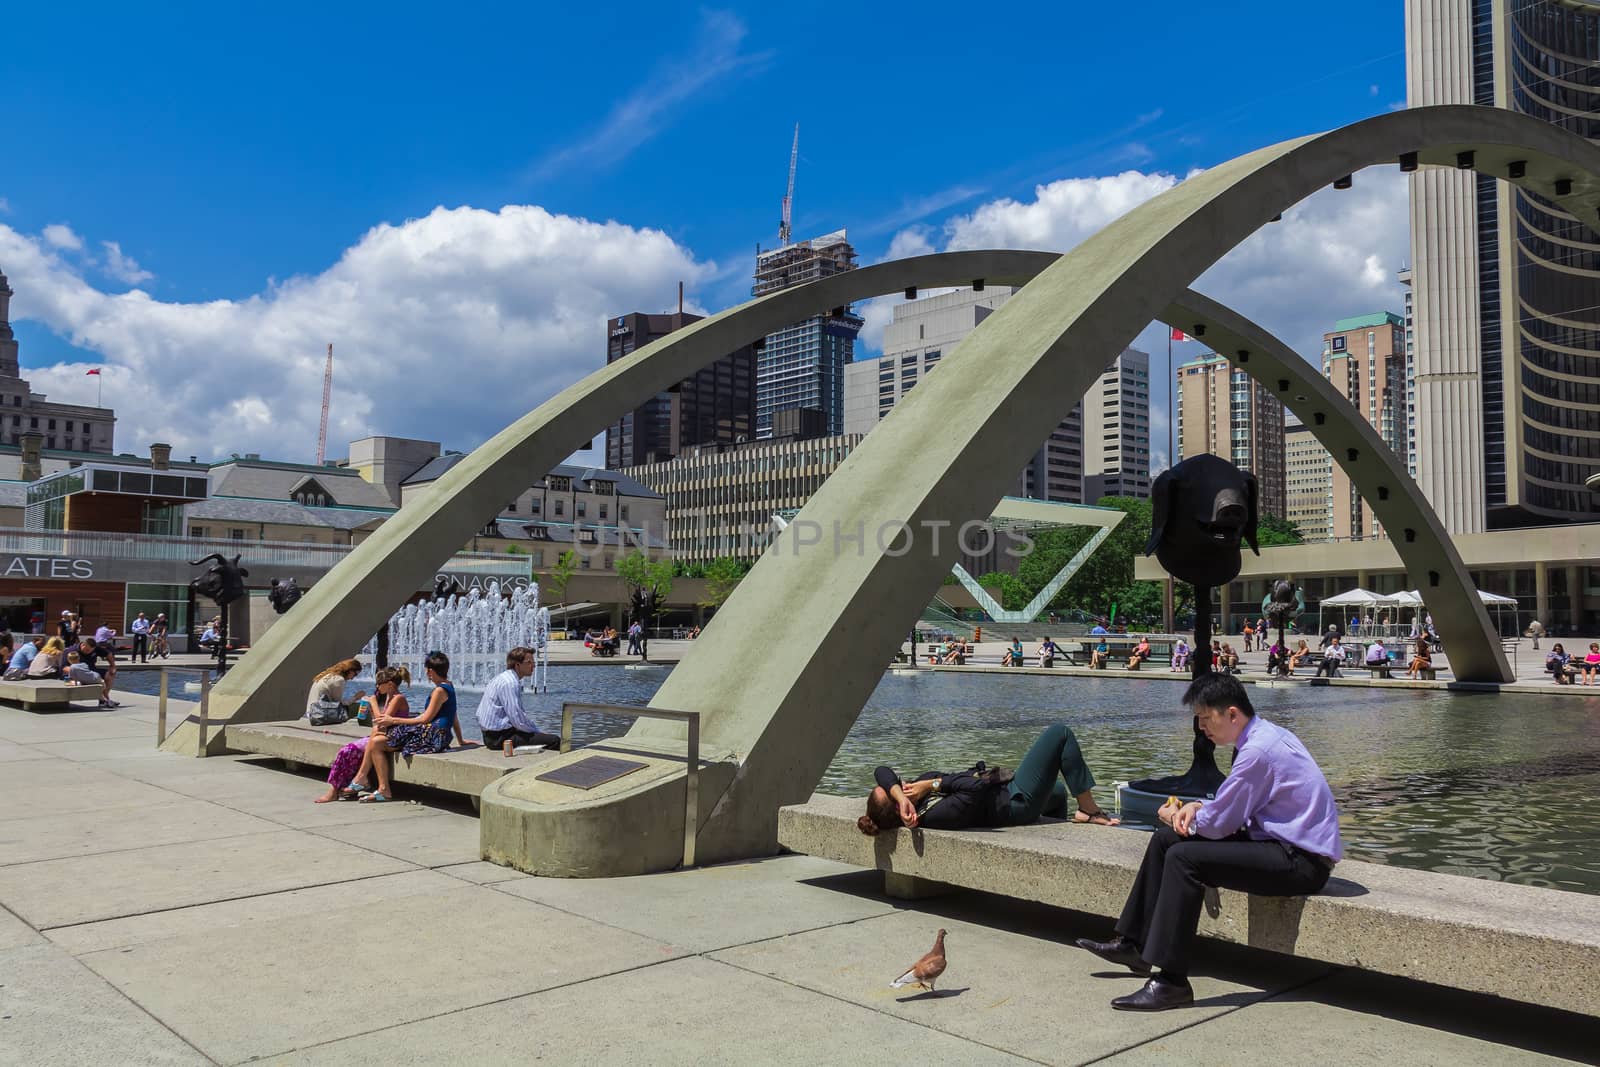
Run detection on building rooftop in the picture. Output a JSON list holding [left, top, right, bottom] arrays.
[[403, 455, 663, 499], [209, 461, 395, 509], [1331, 312, 1404, 332], [184, 496, 393, 530]]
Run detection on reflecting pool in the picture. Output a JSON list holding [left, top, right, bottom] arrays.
[[133, 664, 1600, 894]]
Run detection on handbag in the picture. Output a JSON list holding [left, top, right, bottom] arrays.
[[308, 698, 348, 726]]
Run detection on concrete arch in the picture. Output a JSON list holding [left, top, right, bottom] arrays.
[[176, 107, 1598, 867]]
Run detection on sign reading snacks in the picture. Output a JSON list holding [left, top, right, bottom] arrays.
[[536, 755, 648, 790], [1, 556, 94, 579]]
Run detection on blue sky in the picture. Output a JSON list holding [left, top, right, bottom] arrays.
[[1, 2, 1409, 463]]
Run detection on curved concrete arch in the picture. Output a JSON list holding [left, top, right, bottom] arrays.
[[175, 110, 1594, 862], [474, 105, 1600, 873]]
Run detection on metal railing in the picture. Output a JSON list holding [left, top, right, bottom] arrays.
[[558, 702, 701, 868], [155, 666, 213, 757]]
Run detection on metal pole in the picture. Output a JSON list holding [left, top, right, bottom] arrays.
[[157, 667, 168, 746], [197, 672, 211, 758], [683, 714, 699, 869], [559, 705, 573, 753]]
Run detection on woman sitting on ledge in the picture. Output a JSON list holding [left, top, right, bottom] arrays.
[[857, 722, 1120, 835], [25, 637, 66, 680], [317, 666, 411, 803], [345, 651, 472, 803]]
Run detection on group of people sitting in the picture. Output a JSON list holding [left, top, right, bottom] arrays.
[[309, 646, 563, 804], [858, 672, 1343, 1012], [584, 627, 621, 657], [1546, 642, 1600, 685], [928, 638, 972, 665], [2, 630, 121, 707]]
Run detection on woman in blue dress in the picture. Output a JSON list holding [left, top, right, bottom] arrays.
[[352, 651, 470, 802]]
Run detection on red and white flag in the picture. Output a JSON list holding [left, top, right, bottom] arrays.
[[85, 368, 101, 376], [1170, 328, 1189, 342]]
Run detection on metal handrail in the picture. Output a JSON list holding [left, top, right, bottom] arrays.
[[156, 666, 213, 757], [558, 702, 701, 869]]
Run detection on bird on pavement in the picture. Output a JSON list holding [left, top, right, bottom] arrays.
[[890, 929, 948, 991]]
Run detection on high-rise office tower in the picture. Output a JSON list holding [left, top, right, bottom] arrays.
[[1175, 353, 1287, 518], [752, 230, 863, 439], [1322, 313, 1407, 539], [842, 286, 1152, 504], [1082, 348, 1152, 501], [1285, 419, 1332, 540], [1407, 0, 1600, 529], [604, 310, 755, 469]]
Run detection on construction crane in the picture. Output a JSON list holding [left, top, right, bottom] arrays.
[[778, 123, 798, 246], [315, 343, 333, 465]]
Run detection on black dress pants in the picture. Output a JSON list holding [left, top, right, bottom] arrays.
[[481, 727, 562, 751], [1115, 825, 1330, 975]]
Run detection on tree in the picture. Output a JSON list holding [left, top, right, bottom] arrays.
[[975, 571, 1029, 612], [544, 549, 579, 621], [1256, 513, 1304, 546], [505, 544, 527, 555], [617, 551, 674, 602], [699, 556, 748, 610]]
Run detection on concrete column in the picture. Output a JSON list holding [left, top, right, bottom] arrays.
[[1220, 584, 1233, 632], [1357, 569, 1370, 589], [1565, 565, 1581, 633], [1535, 562, 1550, 630], [1162, 578, 1175, 634]]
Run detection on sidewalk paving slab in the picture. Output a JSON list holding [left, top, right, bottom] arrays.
[[0, 758, 181, 821], [708, 906, 1332, 1067], [0, 828, 415, 928], [1092, 968, 1600, 1066], [281, 954, 1034, 1067], [494, 855, 899, 953], [0, 944, 208, 1067], [44, 869, 460, 957], [0, 709, 153, 746], [435, 860, 532, 885], [76, 883, 687, 1064], [0, 906, 43, 950], [0, 738, 53, 763], [0, 796, 280, 867], [310, 809, 485, 868]]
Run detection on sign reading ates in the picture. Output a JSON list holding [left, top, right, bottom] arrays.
[[1, 557, 95, 580]]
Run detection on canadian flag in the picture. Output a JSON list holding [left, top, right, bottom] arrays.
[[1170, 328, 1189, 342], [85, 368, 101, 376]]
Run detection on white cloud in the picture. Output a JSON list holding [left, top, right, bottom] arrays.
[[527, 10, 770, 182], [0, 205, 713, 463], [940, 171, 1181, 253], [887, 165, 1408, 365], [99, 241, 154, 285], [42, 224, 83, 251], [884, 228, 935, 262], [0, 198, 11, 215]]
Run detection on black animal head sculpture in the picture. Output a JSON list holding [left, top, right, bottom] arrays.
[[433, 574, 461, 600], [629, 586, 656, 626], [1264, 579, 1303, 628], [1145, 454, 1260, 590], [189, 553, 249, 608], [267, 577, 302, 615]]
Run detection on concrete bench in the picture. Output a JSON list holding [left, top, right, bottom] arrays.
[[0, 680, 103, 710], [778, 793, 1599, 1018], [226, 720, 557, 807]]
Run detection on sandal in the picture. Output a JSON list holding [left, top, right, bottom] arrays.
[[359, 792, 391, 803], [1074, 808, 1120, 826], [339, 784, 369, 800]]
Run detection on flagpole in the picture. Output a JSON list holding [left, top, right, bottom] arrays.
[[97, 370, 102, 408], [1167, 332, 1174, 469]]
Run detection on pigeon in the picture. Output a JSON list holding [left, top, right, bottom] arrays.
[[890, 928, 948, 991]]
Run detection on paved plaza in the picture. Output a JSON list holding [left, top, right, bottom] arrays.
[[2, 691, 1597, 1065]]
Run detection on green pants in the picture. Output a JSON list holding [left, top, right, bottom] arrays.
[[1002, 722, 1096, 826]]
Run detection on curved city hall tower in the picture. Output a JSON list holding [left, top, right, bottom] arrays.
[[1408, 0, 1600, 529]]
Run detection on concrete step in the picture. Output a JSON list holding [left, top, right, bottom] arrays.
[[227, 720, 558, 804], [779, 792, 1600, 1018]]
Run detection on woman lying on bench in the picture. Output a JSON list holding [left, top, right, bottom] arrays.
[[857, 722, 1119, 835]]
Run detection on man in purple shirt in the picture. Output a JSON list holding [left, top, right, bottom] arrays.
[[1076, 673, 1342, 1011]]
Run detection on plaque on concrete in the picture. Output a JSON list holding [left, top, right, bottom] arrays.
[[537, 755, 648, 790]]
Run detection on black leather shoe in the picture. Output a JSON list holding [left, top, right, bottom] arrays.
[[1073, 936, 1152, 974], [1111, 977, 1195, 1011]]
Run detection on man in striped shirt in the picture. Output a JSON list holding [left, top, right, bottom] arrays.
[[475, 647, 560, 753]]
